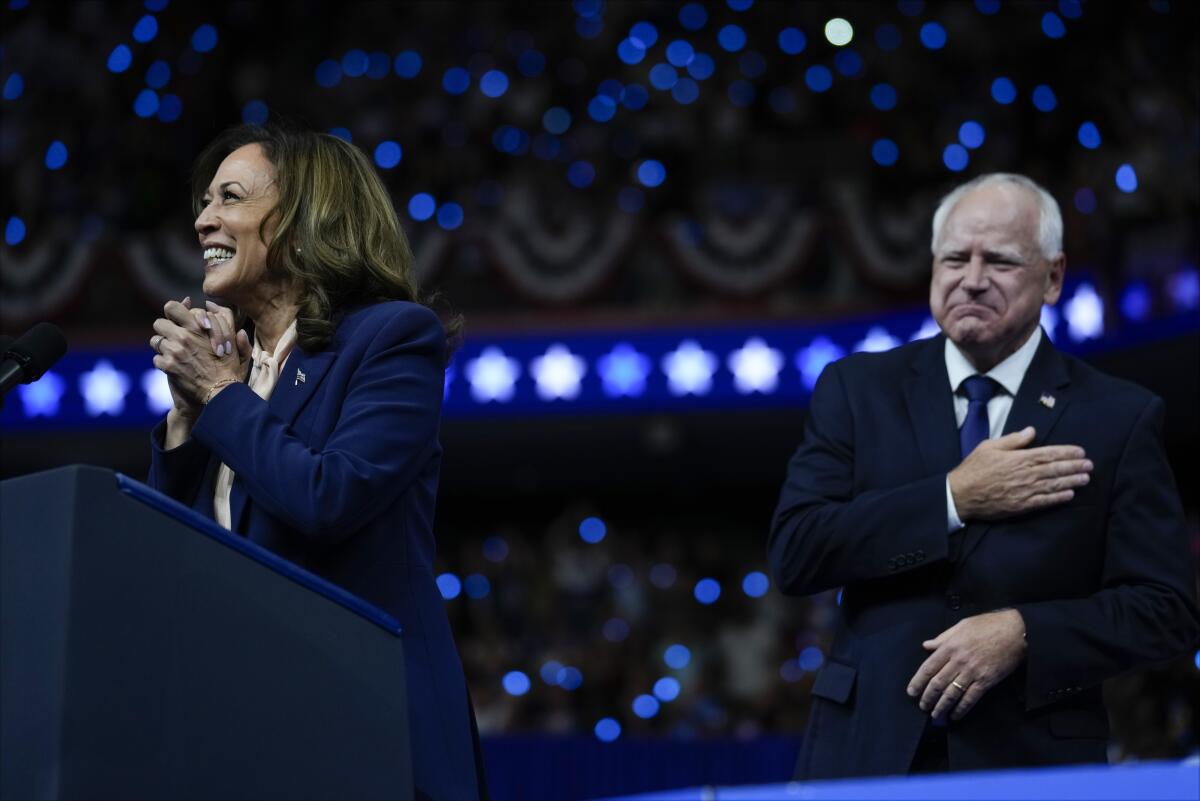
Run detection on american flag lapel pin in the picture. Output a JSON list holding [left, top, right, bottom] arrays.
[[1039, 392, 1055, 409], [295, 368, 306, 387]]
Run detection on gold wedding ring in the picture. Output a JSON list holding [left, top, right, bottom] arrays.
[[951, 680, 967, 692]]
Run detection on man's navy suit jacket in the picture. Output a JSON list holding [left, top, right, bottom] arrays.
[[770, 332, 1198, 778], [149, 301, 481, 801]]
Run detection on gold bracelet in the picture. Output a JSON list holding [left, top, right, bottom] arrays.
[[203, 378, 240, 405]]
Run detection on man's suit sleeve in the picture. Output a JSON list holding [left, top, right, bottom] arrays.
[[189, 304, 444, 544], [769, 360, 952, 596], [1015, 396, 1200, 711]]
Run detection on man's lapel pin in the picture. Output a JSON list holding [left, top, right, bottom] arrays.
[[1039, 392, 1056, 409], [295, 368, 306, 387]]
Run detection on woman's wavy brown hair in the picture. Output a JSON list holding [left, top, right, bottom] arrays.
[[191, 122, 460, 354]]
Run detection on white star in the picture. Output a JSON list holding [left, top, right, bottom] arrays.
[[853, 326, 900, 353], [727, 337, 784, 395], [661, 340, 718, 396], [1065, 284, 1104, 341], [79, 359, 130, 416], [909, 317, 942, 341], [1040, 305, 1060, 341], [598, 343, 651, 398], [795, 337, 845, 391], [530, 343, 587, 401], [141, 369, 174, 414], [17, 371, 66, 417], [464, 346, 521, 403]]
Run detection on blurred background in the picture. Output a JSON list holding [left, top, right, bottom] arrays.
[[2, 1, 1197, 799]]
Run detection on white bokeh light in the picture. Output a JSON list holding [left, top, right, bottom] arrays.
[[661, 340, 718, 396], [853, 326, 900, 353], [909, 317, 942, 341], [17, 371, 66, 418], [141, 369, 174, 414], [824, 18, 854, 46], [727, 337, 784, 394], [79, 360, 130, 416], [530, 343, 587, 401], [1040, 305, 1060, 341], [1065, 283, 1105, 341], [464, 347, 521, 403]]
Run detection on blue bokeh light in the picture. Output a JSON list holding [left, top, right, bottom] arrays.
[[480, 69, 509, 98], [502, 671, 531, 696], [630, 21, 658, 48], [778, 27, 806, 55], [958, 121, 985, 149], [191, 24, 218, 53], [632, 694, 660, 719], [568, 160, 596, 188], [343, 51, 368, 78], [241, 100, 268, 125], [727, 0, 753, 10], [1042, 11, 1066, 39], [464, 573, 490, 599], [329, 127, 352, 142], [649, 63, 678, 91], [653, 677, 681, 702], [518, 49, 546, 76], [667, 39, 695, 67], [482, 535, 509, 562], [603, 617, 631, 641], [132, 89, 159, 118], [2, 72, 23, 101], [622, 83, 649, 109], [436, 572, 462, 599], [618, 37, 646, 65], [544, 107, 572, 135], [637, 159, 666, 188], [315, 60, 342, 88], [540, 661, 563, 685], [672, 77, 700, 104], [409, 193, 436, 221], [799, 646, 825, 671], [598, 79, 623, 100], [1120, 281, 1152, 322], [556, 666, 584, 691], [975, 0, 1001, 13], [687, 54, 715, 80], [898, 0, 925, 16], [617, 187, 645, 213], [1059, 0, 1083, 19], [595, 718, 621, 742], [1115, 164, 1138, 193], [991, 76, 1017, 104], [144, 0, 168, 10], [694, 577, 721, 605], [156, 93, 182, 122], [919, 22, 947, 50], [144, 60, 170, 89], [44, 140, 68, 170], [742, 571, 770, 598], [943, 143, 969, 172], [717, 24, 747, 52], [442, 67, 470, 95], [394, 50, 422, 78], [871, 138, 899, 167], [132, 14, 158, 43], [437, 202, 465, 230], [728, 79, 755, 106], [576, 16, 603, 39], [579, 516, 607, 543], [834, 49, 863, 77], [107, 44, 133, 73], [373, 141, 402, 169], [5, 216, 27, 246], [1077, 121, 1101, 149], [805, 65, 833, 93], [1074, 187, 1097, 215], [870, 83, 897, 111], [679, 2, 707, 30], [664, 644, 691, 669], [1032, 84, 1057, 111], [588, 94, 618, 122]]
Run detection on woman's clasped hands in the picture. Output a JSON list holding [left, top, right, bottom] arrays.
[[150, 296, 252, 417]]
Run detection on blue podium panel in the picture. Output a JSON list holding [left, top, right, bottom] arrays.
[[0, 465, 411, 801], [603, 760, 1200, 801]]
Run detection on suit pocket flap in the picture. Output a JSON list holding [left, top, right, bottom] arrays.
[[1049, 707, 1108, 739], [811, 661, 857, 704]]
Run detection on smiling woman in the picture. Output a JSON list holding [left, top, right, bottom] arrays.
[[144, 123, 482, 800]]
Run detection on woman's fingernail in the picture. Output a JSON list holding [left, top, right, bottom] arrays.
[[183, 296, 191, 306], [201, 316, 211, 330], [225, 340, 232, 355], [206, 300, 217, 310], [216, 343, 225, 357]]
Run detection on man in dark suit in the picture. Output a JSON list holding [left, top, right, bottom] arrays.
[[769, 173, 1199, 777]]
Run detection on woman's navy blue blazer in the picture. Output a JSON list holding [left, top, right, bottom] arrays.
[[149, 301, 480, 800]]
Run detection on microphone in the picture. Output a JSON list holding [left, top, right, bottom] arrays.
[[0, 323, 69, 398]]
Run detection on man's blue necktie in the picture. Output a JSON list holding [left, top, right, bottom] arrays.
[[959, 375, 1000, 458]]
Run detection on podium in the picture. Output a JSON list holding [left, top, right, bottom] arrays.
[[0, 465, 412, 800]]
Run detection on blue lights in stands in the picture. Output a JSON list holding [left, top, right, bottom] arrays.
[[132, 14, 158, 43], [622, 83, 648, 110], [543, 107, 572, 135], [80, 360, 130, 416], [594, 718, 621, 742], [1115, 164, 1138, 193], [875, 23, 901, 51], [975, 0, 1001, 14], [834, 50, 863, 77], [517, 50, 545, 76], [567, 160, 597, 189], [654, 677, 681, 702], [157, 94, 182, 122], [599, 343, 651, 396], [636, 159, 666, 188], [629, 21, 658, 48], [910, 317, 942, 341], [664, 644, 691, 670], [408, 193, 436, 221], [575, 16, 603, 39], [145, 60, 170, 89], [872, 138, 899, 167], [632, 694, 660, 719], [674, 74, 701, 102], [778, 27, 807, 55], [587, 94, 617, 122], [540, 660, 563, 684], [315, 60, 341, 88], [1074, 187, 1097, 214], [342, 50, 368, 78], [649, 64, 678, 91], [145, 0, 169, 11], [728, 80, 754, 107], [482, 535, 509, 562], [133, 90, 159, 118], [44, 141, 68, 170], [805, 65, 833, 93], [603, 617, 630, 642], [1060, 0, 1083, 19], [667, 40, 695, 67], [717, 25, 747, 53], [870, 83, 897, 111], [688, 54, 715, 80], [728, 337, 783, 394], [373, 141, 401, 169], [898, 0, 925, 17], [1120, 282, 1152, 322], [1168, 267, 1199, 310], [662, 340, 717, 396], [557, 666, 584, 691], [442, 67, 470, 95], [919, 22, 947, 50], [1042, 12, 1067, 39], [943, 143, 969, 172], [242, 100, 268, 125], [141, 369, 172, 413], [649, 563, 677, 588], [107, 44, 133, 73], [1041, 305, 1061, 342], [394, 50, 421, 78], [991, 76, 1017, 105], [824, 18, 853, 47], [742, 571, 770, 598], [1032, 84, 1057, 112], [464, 574, 490, 599], [2, 72, 23, 101], [1195, 650, 1200, 671], [479, 70, 509, 98], [5, 216, 27, 245], [18, 372, 64, 416], [958, 121, 985, 149], [502, 671, 531, 697], [856, 326, 902, 352], [727, 0, 754, 11], [1064, 283, 1104, 341], [796, 337, 846, 391], [329, 127, 352, 142], [436, 202, 464, 230], [799, 646, 825, 671], [532, 344, 588, 399], [573, 0, 601, 18], [598, 79, 623, 100], [693, 578, 721, 605], [579, 516, 608, 544], [679, 3, 707, 31], [1077, 121, 1102, 149], [618, 37, 646, 65], [191, 24, 218, 53]]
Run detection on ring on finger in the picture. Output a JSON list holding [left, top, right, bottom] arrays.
[[951, 680, 967, 692], [152, 335, 164, 353]]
